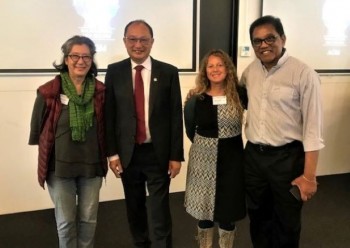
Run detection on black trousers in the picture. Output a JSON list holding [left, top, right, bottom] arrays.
[[245, 141, 304, 248], [121, 143, 172, 248]]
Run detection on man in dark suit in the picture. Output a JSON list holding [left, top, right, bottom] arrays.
[[104, 20, 184, 248]]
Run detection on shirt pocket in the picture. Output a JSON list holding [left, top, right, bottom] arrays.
[[270, 84, 298, 110]]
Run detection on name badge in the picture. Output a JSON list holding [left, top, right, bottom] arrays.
[[212, 96, 227, 105], [60, 94, 69, 105]]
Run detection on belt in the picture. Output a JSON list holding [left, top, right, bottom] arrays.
[[248, 140, 302, 152]]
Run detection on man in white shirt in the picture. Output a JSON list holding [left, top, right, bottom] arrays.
[[240, 15, 324, 248]]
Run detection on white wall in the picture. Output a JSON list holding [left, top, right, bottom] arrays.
[[1, 0, 349, 215]]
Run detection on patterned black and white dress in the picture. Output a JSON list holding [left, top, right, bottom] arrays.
[[184, 93, 246, 222]]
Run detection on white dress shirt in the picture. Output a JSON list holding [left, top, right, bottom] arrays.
[[240, 51, 325, 152]]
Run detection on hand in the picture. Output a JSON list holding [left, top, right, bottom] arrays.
[[109, 159, 123, 178], [291, 175, 318, 202], [168, 160, 181, 179]]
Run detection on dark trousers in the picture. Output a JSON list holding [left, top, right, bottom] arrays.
[[121, 143, 172, 248], [245, 141, 304, 248]]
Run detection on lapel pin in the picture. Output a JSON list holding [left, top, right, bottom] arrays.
[[153, 78, 158, 82]]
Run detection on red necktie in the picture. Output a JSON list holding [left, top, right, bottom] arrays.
[[134, 65, 146, 144]]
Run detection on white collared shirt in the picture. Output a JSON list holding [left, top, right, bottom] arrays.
[[240, 51, 325, 151]]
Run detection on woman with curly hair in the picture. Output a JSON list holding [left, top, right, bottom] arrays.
[[184, 49, 247, 248]]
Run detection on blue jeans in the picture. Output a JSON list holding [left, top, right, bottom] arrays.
[[47, 173, 102, 248]]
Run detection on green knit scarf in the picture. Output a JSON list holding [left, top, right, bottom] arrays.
[[61, 72, 95, 142]]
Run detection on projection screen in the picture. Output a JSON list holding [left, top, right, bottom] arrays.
[[263, 0, 350, 73], [0, 0, 197, 72]]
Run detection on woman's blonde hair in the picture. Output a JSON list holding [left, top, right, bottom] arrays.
[[194, 49, 243, 120]]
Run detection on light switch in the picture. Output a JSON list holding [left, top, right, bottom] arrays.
[[240, 46, 251, 57]]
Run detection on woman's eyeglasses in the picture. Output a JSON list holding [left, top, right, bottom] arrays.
[[68, 54, 92, 62]]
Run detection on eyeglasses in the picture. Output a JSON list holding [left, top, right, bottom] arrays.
[[124, 37, 152, 45], [252, 35, 279, 47], [68, 54, 92, 63]]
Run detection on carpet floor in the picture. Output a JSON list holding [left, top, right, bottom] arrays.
[[0, 173, 349, 248]]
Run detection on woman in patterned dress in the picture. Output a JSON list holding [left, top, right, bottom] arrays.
[[184, 49, 247, 248]]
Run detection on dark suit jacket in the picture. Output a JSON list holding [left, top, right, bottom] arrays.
[[104, 57, 184, 168]]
